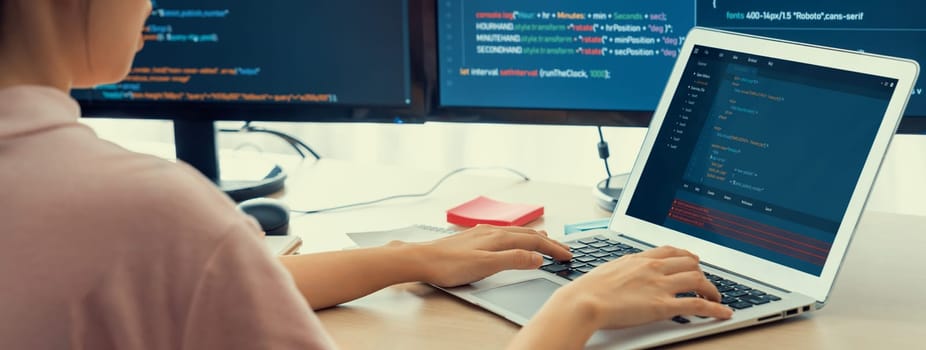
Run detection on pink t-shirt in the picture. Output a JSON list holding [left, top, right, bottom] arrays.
[[0, 86, 336, 349]]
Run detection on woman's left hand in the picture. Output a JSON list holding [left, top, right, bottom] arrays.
[[406, 224, 573, 287]]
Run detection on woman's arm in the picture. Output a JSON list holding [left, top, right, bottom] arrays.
[[279, 225, 572, 310]]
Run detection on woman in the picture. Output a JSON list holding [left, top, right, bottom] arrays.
[[0, 1, 731, 349]]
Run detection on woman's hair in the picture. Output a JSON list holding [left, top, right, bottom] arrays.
[[0, 1, 4, 41]]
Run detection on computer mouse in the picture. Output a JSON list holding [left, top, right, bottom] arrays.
[[236, 197, 290, 235]]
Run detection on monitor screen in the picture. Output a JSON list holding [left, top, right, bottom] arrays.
[[698, 0, 925, 133], [437, 1, 692, 111], [73, 0, 414, 118], [69, 0, 421, 201], [436, 0, 692, 119], [435, 0, 924, 132]]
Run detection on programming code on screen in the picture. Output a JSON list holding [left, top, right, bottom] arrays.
[[439, 0, 924, 116], [628, 47, 895, 275], [698, 0, 926, 117], [438, 0, 695, 111], [73, 0, 411, 106]]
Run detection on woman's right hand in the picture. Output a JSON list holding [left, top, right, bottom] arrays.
[[509, 245, 732, 350], [555, 245, 732, 330]]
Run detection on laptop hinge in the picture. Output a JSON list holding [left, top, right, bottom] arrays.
[[616, 233, 658, 249]]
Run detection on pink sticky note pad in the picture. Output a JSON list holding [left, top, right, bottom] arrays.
[[446, 196, 544, 227]]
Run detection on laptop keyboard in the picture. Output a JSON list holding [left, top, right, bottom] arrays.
[[540, 235, 781, 313]]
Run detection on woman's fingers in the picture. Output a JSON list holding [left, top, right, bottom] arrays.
[[487, 231, 573, 261], [666, 271, 723, 302], [652, 256, 700, 275], [636, 245, 699, 260], [666, 297, 733, 320]]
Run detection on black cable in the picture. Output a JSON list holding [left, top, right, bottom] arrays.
[[597, 126, 612, 178], [218, 122, 322, 159], [244, 128, 309, 158], [292, 166, 531, 214]]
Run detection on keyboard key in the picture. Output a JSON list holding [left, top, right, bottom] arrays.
[[721, 297, 740, 305], [588, 260, 606, 267], [566, 242, 587, 249], [577, 238, 598, 245], [569, 262, 588, 269], [558, 270, 585, 281], [717, 285, 736, 293], [595, 236, 610, 241], [672, 316, 691, 324], [578, 247, 599, 254], [744, 296, 770, 305], [766, 294, 781, 301], [577, 267, 594, 274], [591, 251, 611, 258], [589, 242, 610, 249], [730, 302, 753, 310], [541, 264, 569, 274], [726, 290, 749, 298], [576, 256, 598, 263]]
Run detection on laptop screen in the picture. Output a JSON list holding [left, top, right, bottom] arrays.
[[626, 45, 897, 276]]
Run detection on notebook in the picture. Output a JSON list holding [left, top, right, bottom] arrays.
[[434, 27, 919, 349]]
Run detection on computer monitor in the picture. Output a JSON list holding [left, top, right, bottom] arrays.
[[73, 0, 425, 201], [432, 0, 692, 126], [431, 0, 924, 210], [432, 0, 925, 133], [431, 1, 699, 210]]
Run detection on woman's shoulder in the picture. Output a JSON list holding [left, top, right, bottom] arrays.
[[80, 149, 255, 242]]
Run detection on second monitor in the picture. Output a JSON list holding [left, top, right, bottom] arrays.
[[73, 0, 423, 201], [434, 0, 926, 131]]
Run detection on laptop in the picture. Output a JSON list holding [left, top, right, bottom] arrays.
[[437, 27, 919, 349]]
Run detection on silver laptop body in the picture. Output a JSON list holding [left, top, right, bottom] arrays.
[[439, 27, 919, 349]]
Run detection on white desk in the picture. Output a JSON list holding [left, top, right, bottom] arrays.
[[278, 159, 926, 349]]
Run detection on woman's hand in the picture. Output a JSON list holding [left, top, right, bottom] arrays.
[[508, 246, 732, 350], [408, 224, 572, 287], [556, 245, 732, 329]]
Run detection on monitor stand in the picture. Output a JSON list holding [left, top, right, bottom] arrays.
[[174, 120, 287, 202], [594, 173, 630, 212]]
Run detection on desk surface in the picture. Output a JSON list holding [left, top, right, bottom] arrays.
[[282, 159, 926, 349]]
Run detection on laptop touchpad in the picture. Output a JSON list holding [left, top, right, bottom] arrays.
[[473, 278, 560, 320]]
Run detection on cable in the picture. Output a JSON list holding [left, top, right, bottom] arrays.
[[292, 166, 530, 214], [219, 121, 322, 159], [597, 126, 612, 178]]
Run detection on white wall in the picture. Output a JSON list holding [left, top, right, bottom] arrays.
[[82, 118, 926, 216]]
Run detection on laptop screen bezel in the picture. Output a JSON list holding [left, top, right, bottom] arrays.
[[610, 27, 919, 302]]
